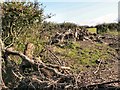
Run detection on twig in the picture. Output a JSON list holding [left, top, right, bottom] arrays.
[[5, 49, 66, 77], [12, 70, 23, 80], [44, 45, 62, 65], [94, 59, 102, 74]]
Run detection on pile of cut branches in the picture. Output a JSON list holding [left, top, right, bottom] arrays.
[[1, 46, 120, 90]]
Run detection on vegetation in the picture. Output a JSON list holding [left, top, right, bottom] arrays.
[[1, 1, 118, 69], [95, 23, 118, 34], [52, 41, 115, 72], [1, 1, 119, 70], [87, 28, 97, 33], [0, 1, 119, 89], [1, 2, 55, 51]]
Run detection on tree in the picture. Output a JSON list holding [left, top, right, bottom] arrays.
[[60, 22, 78, 30], [1, 2, 45, 46], [96, 24, 108, 33], [0, 1, 52, 89]]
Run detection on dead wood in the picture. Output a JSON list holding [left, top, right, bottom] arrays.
[[2, 46, 120, 90], [4, 48, 71, 77], [79, 80, 120, 89], [44, 45, 62, 65]]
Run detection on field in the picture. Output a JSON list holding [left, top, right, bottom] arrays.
[[87, 28, 97, 33], [1, 2, 119, 90]]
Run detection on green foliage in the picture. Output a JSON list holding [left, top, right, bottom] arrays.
[[95, 23, 118, 34], [96, 24, 108, 34], [2, 2, 45, 46], [60, 22, 78, 29], [1, 1, 118, 73]]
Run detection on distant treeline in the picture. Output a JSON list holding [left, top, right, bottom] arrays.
[[43, 21, 119, 34], [95, 23, 119, 33]]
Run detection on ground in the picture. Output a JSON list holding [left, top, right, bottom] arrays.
[[2, 31, 120, 90]]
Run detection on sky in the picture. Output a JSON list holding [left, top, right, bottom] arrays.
[[2, 0, 119, 26], [41, 1, 118, 26]]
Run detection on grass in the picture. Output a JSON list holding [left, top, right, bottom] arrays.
[[11, 27, 116, 73], [9, 24, 117, 73], [87, 28, 97, 34], [52, 41, 116, 72], [107, 31, 118, 36], [100, 29, 119, 36]]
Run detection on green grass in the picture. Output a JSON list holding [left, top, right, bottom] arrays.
[[87, 28, 97, 34], [107, 31, 118, 35], [9, 24, 117, 73], [52, 41, 116, 72], [100, 29, 119, 36]]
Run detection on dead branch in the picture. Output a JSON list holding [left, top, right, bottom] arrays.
[[44, 45, 62, 65], [79, 80, 120, 89], [12, 70, 24, 80], [94, 59, 102, 74], [5, 49, 35, 64], [3, 45, 120, 90], [5, 49, 68, 77], [46, 64, 70, 70]]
